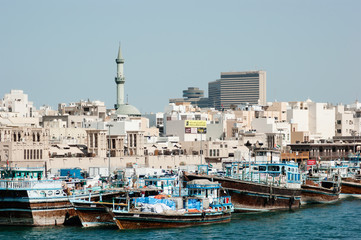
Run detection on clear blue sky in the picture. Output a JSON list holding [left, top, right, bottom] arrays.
[[1, 0, 360, 113]]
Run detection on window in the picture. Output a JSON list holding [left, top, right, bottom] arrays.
[[268, 166, 280, 172], [259, 166, 266, 171], [210, 150, 212, 156], [217, 149, 219, 156]]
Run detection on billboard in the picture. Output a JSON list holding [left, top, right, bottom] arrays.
[[184, 120, 207, 134], [184, 120, 207, 128], [197, 128, 207, 134], [185, 127, 198, 134], [307, 159, 316, 165]]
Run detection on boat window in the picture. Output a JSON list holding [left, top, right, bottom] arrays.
[[268, 166, 280, 172], [259, 166, 266, 171]]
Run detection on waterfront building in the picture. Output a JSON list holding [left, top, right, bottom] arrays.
[[208, 71, 266, 110], [288, 142, 361, 161], [0, 126, 49, 168]]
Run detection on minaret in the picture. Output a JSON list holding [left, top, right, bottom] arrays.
[[114, 45, 125, 110]]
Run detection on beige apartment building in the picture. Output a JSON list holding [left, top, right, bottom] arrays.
[[0, 126, 50, 168]]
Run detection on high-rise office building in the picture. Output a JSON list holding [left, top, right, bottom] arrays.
[[208, 71, 266, 110]]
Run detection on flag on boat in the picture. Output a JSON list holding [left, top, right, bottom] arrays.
[[274, 144, 281, 149]]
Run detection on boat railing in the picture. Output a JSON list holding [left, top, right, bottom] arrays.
[[232, 172, 288, 187], [186, 183, 221, 189], [0, 179, 63, 190], [172, 187, 188, 197], [210, 196, 233, 211]]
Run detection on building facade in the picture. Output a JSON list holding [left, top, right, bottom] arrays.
[[0, 126, 50, 168], [208, 71, 266, 110]]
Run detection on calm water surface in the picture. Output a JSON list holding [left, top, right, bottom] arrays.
[[1, 198, 360, 240]]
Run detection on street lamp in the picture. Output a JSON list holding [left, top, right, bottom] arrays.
[[106, 123, 114, 181], [245, 141, 252, 179], [351, 130, 358, 155]]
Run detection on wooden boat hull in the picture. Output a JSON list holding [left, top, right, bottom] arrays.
[[0, 189, 78, 226], [73, 203, 115, 227], [185, 174, 301, 212], [0, 189, 109, 226], [301, 185, 340, 204], [341, 179, 361, 198], [112, 211, 231, 230], [72, 191, 124, 228]]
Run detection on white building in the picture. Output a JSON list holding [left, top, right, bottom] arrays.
[[308, 101, 335, 140], [251, 117, 291, 146], [287, 101, 309, 132], [335, 104, 354, 136], [0, 90, 37, 118]]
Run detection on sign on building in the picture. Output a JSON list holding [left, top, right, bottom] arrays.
[[184, 120, 207, 134]]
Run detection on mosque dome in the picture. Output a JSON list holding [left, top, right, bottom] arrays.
[[115, 104, 141, 117]]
